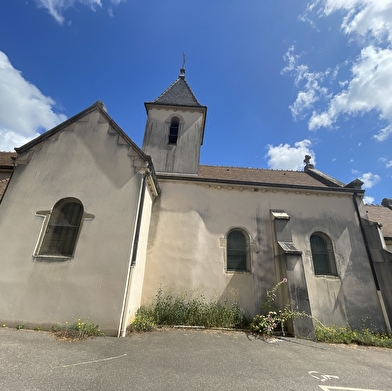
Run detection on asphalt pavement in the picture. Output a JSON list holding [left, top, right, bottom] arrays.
[[1, 327, 391, 390]]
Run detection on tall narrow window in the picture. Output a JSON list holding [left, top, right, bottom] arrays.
[[37, 198, 84, 257], [227, 229, 249, 272], [310, 232, 338, 276], [168, 117, 179, 144]]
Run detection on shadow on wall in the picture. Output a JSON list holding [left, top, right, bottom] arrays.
[[219, 273, 255, 318]]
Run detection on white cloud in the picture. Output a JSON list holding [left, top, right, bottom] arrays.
[[363, 195, 375, 204], [0, 51, 66, 151], [35, 0, 126, 24], [265, 139, 315, 171], [0, 130, 40, 153], [373, 123, 392, 141], [386, 160, 392, 168], [309, 46, 392, 133], [359, 172, 381, 189], [282, 47, 329, 119], [291, 1, 392, 141], [321, 0, 392, 42]]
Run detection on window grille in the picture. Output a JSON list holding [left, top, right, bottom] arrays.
[[310, 233, 338, 276], [38, 198, 84, 257], [227, 229, 248, 271], [168, 117, 179, 144]]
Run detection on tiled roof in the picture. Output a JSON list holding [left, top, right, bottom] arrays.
[[197, 165, 331, 188], [0, 152, 17, 167], [148, 77, 204, 108], [0, 178, 9, 200], [365, 205, 392, 238]]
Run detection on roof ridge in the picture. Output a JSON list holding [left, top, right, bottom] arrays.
[[152, 78, 180, 103], [181, 78, 202, 106]]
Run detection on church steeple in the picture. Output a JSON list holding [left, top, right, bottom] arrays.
[[147, 68, 203, 108], [142, 66, 207, 175]]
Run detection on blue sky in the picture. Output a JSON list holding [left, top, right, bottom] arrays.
[[1, 0, 391, 204]]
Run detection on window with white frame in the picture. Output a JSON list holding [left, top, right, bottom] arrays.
[[35, 198, 84, 258]]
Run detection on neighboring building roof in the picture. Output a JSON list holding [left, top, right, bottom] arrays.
[[0, 152, 17, 168], [0, 177, 9, 200], [365, 204, 392, 239], [146, 70, 205, 108]]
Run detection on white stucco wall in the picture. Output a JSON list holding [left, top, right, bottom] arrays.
[[142, 179, 384, 330], [0, 110, 146, 335], [142, 107, 204, 174]]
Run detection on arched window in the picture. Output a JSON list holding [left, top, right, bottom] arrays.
[[168, 117, 179, 144], [310, 232, 338, 276], [227, 229, 250, 272], [37, 198, 84, 257]]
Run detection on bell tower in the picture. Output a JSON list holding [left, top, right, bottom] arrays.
[[142, 67, 207, 175]]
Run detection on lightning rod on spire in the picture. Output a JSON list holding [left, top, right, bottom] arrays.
[[180, 53, 186, 78]]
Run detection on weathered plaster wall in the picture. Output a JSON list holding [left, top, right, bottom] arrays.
[[123, 185, 155, 331], [142, 108, 204, 174], [362, 218, 392, 329], [142, 180, 385, 331], [0, 111, 144, 335]]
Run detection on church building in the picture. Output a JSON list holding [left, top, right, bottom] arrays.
[[0, 68, 391, 337]]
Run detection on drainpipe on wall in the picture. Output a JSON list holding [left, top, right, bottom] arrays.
[[117, 170, 148, 337], [352, 192, 392, 332]]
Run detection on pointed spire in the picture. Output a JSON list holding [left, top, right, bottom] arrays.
[[146, 56, 205, 108], [179, 53, 186, 79]]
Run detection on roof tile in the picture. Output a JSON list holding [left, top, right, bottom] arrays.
[[365, 204, 392, 238], [0, 177, 9, 200], [0, 152, 17, 167], [197, 165, 330, 188], [148, 77, 204, 107]]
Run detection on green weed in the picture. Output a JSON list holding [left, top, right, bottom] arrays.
[[51, 318, 104, 340], [250, 278, 301, 336], [315, 325, 392, 348], [130, 286, 249, 332]]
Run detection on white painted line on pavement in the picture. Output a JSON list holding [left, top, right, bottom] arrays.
[[318, 386, 383, 391], [53, 353, 127, 368], [309, 371, 339, 382]]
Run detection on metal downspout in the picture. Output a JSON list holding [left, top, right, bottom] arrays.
[[352, 193, 391, 332], [117, 171, 148, 337]]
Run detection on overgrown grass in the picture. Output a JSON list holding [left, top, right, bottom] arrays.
[[130, 285, 392, 349], [130, 287, 249, 332], [51, 319, 104, 340], [315, 325, 392, 348]]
